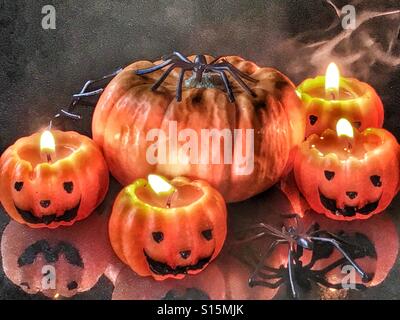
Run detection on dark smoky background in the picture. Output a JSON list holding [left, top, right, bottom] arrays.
[[0, 0, 399, 152], [0, 0, 400, 299]]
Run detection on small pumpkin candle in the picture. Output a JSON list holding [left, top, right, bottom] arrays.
[[109, 174, 227, 280], [297, 63, 384, 137], [0, 129, 109, 228], [294, 119, 400, 221]]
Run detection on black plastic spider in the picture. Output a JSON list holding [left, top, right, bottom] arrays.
[[236, 214, 373, 299], [135, 51, 258, 102]]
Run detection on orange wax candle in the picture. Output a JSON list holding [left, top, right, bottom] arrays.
[[109, 175, 227, 280], [297, 63, 384, 137], [0, 130, 109, 228], [294, 118, 400, 221]]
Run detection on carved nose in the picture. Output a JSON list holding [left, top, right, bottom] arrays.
[[40, 200, 51, 208], [180, 250, 191, 260], [346, 192, 358, 200]]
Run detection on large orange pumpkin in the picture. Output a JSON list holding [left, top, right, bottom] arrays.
[[109, 176, 227, 280], [0, 130, 109, 228], [92, 54, 304, 202]]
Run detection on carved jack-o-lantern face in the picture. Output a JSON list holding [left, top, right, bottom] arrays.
[[143, 222, 216, 278], [12, 170, 82, 226], [316, 169, 385, 218], [294, 127, 400, 221], [0, 130, 109, 228]]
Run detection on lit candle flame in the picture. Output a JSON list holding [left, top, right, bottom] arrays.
[[325, 62, 340, 99], [148, 174, 175, 195], [336, 118, 354, 138], [40, 130, 56, 154]]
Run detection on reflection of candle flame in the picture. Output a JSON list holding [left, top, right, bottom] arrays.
[[336, 118, 354, 138], [325, 62, 340, 99], [40, 130, 55, 162]]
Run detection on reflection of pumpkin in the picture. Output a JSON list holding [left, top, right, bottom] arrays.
[[249, 213, 398, 297], [0, 130, 109, 228], [109, 177, 227, 280], [228, 187, 398, 298], [301, 213, 399, 288], [92, 55, 304, 202], [1, 213, 112, 298], [112, 264, 225, 300], [217, 253, 280, 300]]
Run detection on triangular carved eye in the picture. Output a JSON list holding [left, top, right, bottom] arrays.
[[370, 175, 382, 187], [309, 115, 318, 125], [152, 232, 164, 243], [202, 229, 213, 241], [63, 181, 74, 193], [14, 181, 24, 191], [324, 171, 335, 181]]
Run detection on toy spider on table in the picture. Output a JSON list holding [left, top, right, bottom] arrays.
[[236, 214, 373, 299], [135, 51, 258, 102]]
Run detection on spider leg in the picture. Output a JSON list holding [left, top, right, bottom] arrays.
[[249, 278, 285, 289], [209, 55, 224, 64], [73, 88, 104, 98], [313, 230, 364, 251], [55, 109, 83, 120], [135, 59, 174, 75], [151, 64, 180, 91], [214, 70, 235, 102], [176, 69, 187, 101], [253, 223, 288, 238], [287, 246, 299, 299], [69, 67, 123, 108], [162, 51, 192, 64], [249, 239, 286, 280], [215, 61, 258, 82], [234, 231, 269, 245], [240, 223, 285, 239], [307, 222, 320, 235], [310, 236, 370, 282], [75, 67, 123, 94], [211, 66, 257, 98], [318, 257, 348, 274]]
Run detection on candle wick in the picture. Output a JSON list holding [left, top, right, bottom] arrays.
[[330, 91, 336, 100], [347, 142, 352, 151], [166, 189, 177, 208], [46, 153, 52, 163]]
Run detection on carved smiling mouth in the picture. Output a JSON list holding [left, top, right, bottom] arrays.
[[144, 250, 213, 276], [14, 200, 81, 225], [318, 190, 380, 217]]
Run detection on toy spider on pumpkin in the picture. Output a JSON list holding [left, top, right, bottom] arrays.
[[135, 51, 258, 102], [62, 52, 257, 117], [236, 214, 373, 299]]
